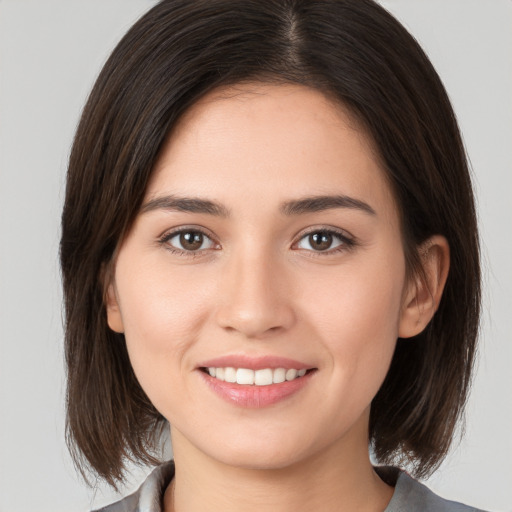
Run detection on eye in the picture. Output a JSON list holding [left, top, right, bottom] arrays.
[[295, 229, 352, 253], [161, 229, 217, 253]]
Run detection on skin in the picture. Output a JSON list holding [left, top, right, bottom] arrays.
[[106, 83, 449, 512]]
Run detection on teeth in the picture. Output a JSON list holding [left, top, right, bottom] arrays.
[[254, 368, 273, 386], [236, 368, 255, 385], [206, 367, 309, 385], [273, 367, 286, 384], [224, 367, 237, 383], [285, 368, 298, 381]]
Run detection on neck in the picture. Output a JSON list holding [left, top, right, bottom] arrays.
[[164, 425, 393, 512]]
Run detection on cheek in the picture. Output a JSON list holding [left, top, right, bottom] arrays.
[[117, 257, 213, 346], [300, 252, 406, 390], [304, 256, 405, 335], [113, 258, 216, 408]]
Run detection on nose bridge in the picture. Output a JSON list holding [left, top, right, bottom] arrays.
[[215, 241, 295, 338]]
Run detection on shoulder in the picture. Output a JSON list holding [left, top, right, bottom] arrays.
[[92, 461, 174, 512], [94, 462, 488, 512], [384, 468, 488, 512]]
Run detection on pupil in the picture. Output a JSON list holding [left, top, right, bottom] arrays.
[[310, 232, 332, 251], [180, 231, 203, 250]]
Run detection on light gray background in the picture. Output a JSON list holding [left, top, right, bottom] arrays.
[[0, 1, 510, 511]]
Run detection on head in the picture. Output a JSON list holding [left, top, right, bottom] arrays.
[[60, 0, 480, 487]]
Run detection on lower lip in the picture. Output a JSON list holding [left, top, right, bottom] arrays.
[[199, 370, 314, 408]]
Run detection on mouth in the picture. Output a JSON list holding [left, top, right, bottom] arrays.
[[199, 366, 314, 386], [197, 356, 317, 408]]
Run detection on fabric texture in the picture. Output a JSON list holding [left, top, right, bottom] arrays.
[[93, 461, 486, 512]]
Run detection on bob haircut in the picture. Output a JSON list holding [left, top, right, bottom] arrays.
[[60, 0, 480, 487]]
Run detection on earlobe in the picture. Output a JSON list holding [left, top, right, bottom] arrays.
[[104, 277, 125, 334], [398, 235, 450, 338]]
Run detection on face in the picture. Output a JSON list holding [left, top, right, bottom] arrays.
[[107, 83, 420, 470]]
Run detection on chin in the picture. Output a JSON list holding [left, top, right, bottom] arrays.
[[191, 426, 331, 472], [209, 446, 308, 471]]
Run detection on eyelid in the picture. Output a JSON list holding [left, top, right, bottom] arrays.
[[291, 226, 357, 254], [158, 225, 220, 254], [157, 224, 357, 257]]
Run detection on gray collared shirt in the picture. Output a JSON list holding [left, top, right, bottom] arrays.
[[94, 461, 487, 512]]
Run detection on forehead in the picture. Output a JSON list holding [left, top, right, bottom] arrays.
[[175, 82, 360, 137], [160, 82, 372, 166], [147, 83, 396, 221]]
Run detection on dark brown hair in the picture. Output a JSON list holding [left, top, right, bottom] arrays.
[[60, 0, 480, 487]]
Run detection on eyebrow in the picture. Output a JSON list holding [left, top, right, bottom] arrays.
[[280, 194, 376, 216], [140, 193, 376, 217], [141, 195, 230, 217]]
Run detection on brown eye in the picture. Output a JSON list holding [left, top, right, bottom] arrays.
[[296, 230, 347, 252], [164, 229, 216, 252], [309, 232, 333, 251], [180, 231, 204, 250]]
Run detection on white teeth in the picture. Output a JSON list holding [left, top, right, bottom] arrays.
[[273, 367, 286, 384], [236, 368, 255, 385], [206, 366, 309, 385], [285, 368, 298, 381], [255, 368, 273, 386], [224, 367, 237, 383]]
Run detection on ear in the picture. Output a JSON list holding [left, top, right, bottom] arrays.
[[102, 265, 125, 334], [399, 235, 450, 338]]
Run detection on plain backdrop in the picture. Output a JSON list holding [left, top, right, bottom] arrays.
[[0, 1, 511, 511]]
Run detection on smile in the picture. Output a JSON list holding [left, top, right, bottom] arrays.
[[203, 367, 308, 386], [199, 364, 316, 408]]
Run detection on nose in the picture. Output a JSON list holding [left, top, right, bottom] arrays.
[[214, 249, 296, 339]]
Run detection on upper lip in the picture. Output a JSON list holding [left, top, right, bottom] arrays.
[[197, 355, 314, 371]]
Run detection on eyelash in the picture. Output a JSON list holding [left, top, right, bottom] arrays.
[[158, 227, 219, 257], [293, 227, 357, 256], [158, 226, 357, 257]]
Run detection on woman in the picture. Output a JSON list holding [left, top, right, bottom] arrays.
[[60, 1, 483, 510]]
